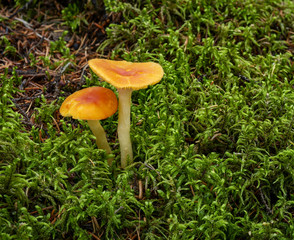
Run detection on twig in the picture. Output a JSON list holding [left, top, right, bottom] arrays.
[[29, 206, 54, 215], [258, 188, 273, 215], [13, 17, 50, 42], [138, 180, 143, 199], [9, 69, 57, 78], [143, 163, 161, 177], [87, 231, 101, 240], [8, 0, 34, 18], [114, 206, 124, 214], [12, 95, 57, 102], [60, 62, 74, 74], [13, 101, 33, 125], [80, 63, 89, 85]]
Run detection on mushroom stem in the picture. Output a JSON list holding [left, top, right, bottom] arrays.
[[87, 120, 113, 166], [117, 88, 133, 168]]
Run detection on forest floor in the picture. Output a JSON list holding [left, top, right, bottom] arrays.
[[1, 0, 294, 239]]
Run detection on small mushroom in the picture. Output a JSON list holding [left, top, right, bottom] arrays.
[[60, 86, 118, 166], [88, 59, 164, 168]]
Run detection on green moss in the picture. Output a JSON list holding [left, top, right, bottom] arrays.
[[1, 0, 294, 239]]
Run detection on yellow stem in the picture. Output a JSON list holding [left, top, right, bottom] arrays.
[[87, 120, 113, 166], [117, 88, 133, 168]]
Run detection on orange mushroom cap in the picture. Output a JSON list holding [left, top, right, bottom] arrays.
[[88, 59, 164, 90], [60, 87, 118, 120]]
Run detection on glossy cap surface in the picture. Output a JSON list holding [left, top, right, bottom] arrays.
[[60, 87, 118, 120], [88, 59, 164, 90]]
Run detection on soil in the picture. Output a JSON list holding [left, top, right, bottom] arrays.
[[0, 1, 121, 133]]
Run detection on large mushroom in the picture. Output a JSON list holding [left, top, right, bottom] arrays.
[[88, 59, 164, 168], [60, 86, 118, 166]]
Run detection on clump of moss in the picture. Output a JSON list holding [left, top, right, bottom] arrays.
[[1, 0, 294, 239]]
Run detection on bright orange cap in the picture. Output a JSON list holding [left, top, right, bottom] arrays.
[[88, 59, 164, 90], [60, 87, 118, 120]]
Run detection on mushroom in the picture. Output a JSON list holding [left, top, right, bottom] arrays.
[[60, 86, 118, 166], [88, 59, 164, 168]]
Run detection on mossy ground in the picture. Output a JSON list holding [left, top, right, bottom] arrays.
[[1, 0, 294, 239]]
